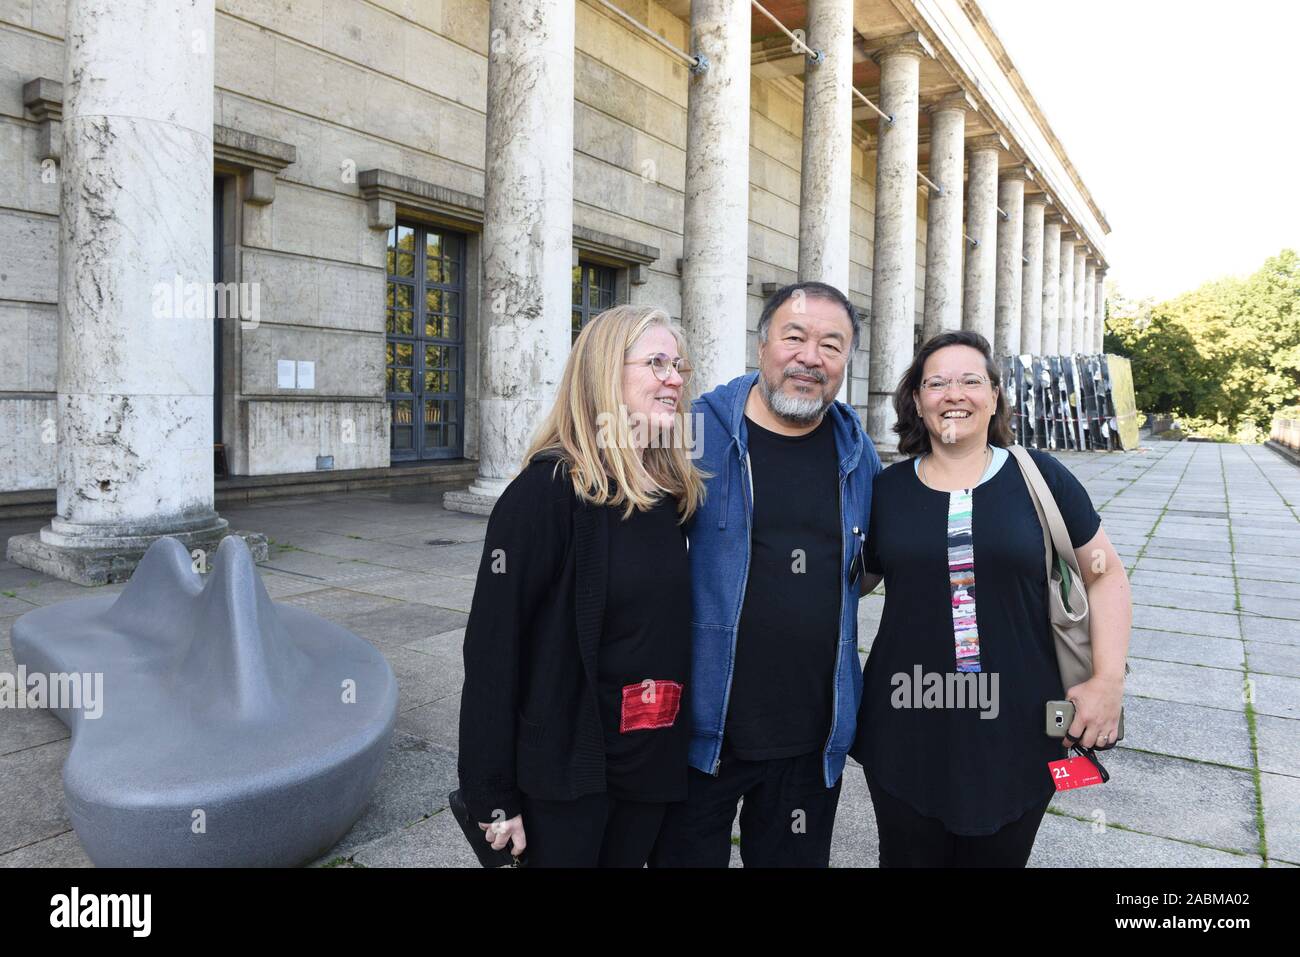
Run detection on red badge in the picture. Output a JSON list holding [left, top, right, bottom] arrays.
[[620, 679, 682, 733], [1048, 755, 1105, 791]]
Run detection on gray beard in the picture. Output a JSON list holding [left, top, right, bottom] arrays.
[[758, 368, 832, 425]]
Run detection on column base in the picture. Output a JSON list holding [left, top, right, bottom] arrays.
[[442, 477, 511, 517], [6, 525, 269, 586]]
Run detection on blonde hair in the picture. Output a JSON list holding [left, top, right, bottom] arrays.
[[523, 305, 705, 522]]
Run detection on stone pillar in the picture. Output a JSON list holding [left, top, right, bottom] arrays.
[[797, 0, 852, 401], [1020, 194, 1046, 355], [994, 166, 1028, 358], [444, 0, 574, 513], [6, 0, 267, 585], [1073, 245, 1088, 353], [1082, 259, 1096, 354], [866, 33, 930, 456], [1041, 216, 1061, 355], [680, 0, 750, 394], [1094, 267, 1108, 352], [920, 92, 972, 343], [1058, 234, 1075, 355], [961, 135, 1001, 344], [798, 0, 852, 290]]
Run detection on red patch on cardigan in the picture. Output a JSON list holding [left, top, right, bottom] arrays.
[[620, 680, 682, 733]]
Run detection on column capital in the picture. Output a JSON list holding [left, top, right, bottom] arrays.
[[1024, 192, 1049, 207], [1060, 228, 1079, 243], [967, 132, 1007, 154], [871, 31, 935, 64], [926, 89, 976, 115], [999, 164, 1033, 183]]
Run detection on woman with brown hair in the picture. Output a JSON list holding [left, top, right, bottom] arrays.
[[850, 329, 1130, 867], [456, 305, 705, 867]]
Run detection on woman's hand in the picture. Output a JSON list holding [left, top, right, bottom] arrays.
[[1063, 674, 1124, 750], [479, 814, 527, 858]]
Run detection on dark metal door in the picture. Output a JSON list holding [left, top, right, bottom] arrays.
[[385, 223, 466, 461]]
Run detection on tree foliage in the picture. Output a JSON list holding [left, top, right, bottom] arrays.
[[1104, 249, 1300, 441]]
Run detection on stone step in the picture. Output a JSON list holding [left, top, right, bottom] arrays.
[[0, 460, 482, 520]]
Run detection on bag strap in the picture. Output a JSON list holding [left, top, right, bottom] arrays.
[[1008, 445, 1082, 577]]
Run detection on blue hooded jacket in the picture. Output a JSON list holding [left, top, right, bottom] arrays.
[[685, 371, 882, 786]]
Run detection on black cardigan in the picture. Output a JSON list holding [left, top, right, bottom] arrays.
[[457, 454, 611, 823]]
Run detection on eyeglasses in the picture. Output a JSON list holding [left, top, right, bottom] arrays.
[[920, 374, 991, 394], [626, 353, 693, 385]]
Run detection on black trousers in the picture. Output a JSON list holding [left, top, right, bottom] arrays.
[[519, 792, 666, 868], [865, 771, 1052, 867], [649, 750, 843, 868]]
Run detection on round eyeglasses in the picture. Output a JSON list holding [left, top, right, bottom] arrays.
[[625, 352, 693, 385], [920, 374, 990, 394]]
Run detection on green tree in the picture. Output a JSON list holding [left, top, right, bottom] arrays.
[[1105, 249, 1300, 441]]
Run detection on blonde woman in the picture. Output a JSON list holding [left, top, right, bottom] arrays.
[[456, 306, 705, 867]]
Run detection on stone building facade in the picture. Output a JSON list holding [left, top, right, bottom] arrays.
[[0, 0, 1110, 580]]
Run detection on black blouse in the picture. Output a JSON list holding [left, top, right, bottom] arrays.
[[850, 449, 1101, 835]]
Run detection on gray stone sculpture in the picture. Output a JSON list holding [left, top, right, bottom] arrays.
[[11, 535, 397, 867]]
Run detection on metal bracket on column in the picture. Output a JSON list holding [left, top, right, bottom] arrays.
[[690, 54, 710, 75], [806, 48, 825, 66]]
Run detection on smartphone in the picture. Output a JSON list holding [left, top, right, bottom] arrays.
[[1046, 700, 1124, 742]]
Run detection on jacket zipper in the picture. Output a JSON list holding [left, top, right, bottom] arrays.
[[713, 446, 754, 775], [819, 469, 848, 780]]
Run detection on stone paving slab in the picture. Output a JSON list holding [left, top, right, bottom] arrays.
[[0, 830, 92, 868], [1030, 813, 1262, 867], [1130, 584, 1238, 615], [1241, 616, 1300, 645], [1245, 640, 1300, 678], [1128, 628, 1244, 670], [1255, 714, 1300, 778], [1125, 659, 1247, 711], [1132, 605, 1240, 640], [0, 739, 72, 855], [310, 732, 459, 866], [1051, 749, 1260, 855], [1249, 673, 1300, 720], [1118, 696, 1253, 769], [1259, 773, 1300, 865]]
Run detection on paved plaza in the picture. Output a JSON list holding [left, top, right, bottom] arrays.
[[1, 439, 1297, 867]]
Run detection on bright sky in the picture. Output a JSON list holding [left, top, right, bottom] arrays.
[[979, 0, 1300, 304]]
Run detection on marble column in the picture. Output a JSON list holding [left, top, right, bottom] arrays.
[[994, 166, 1028, 357], [1058, 234, 1076, 355], [797, 0, 852, 402], [5, 0, 262, 585], [680, 0, 750, 394], [866, 33, 930, 456], [1094, 267, 1108, 352], [961, 135, 1001, 344], [1082, 259, 1096, 354], [1073, 245, 1088, 353], [1041, 215, 1061, 355], [798, 0, 852, 291], [445, 0, 574, 513], [920, 92, 972, 343], [1020, 194, 1046, 355]]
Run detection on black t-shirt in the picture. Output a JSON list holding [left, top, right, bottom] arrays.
[[724, 414, 842, 761], [850, 449, 1101, 835], [599, 495, 691, 801]]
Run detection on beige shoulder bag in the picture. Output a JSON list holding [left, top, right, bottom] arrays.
[[1007, 444, 1095, 693]]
